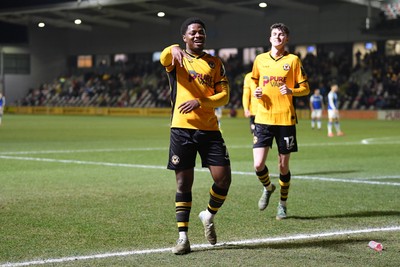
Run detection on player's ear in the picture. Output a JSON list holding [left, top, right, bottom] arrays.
[[182, 34, 187, 43]]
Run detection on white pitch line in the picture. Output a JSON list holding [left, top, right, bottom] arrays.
[[1, 226, 399, 267], [0, 147, 167, 155], [206, 170, 400, 186], [214, 225, 400, 246], [1, 136, 400, 156], [361, 136, 400, 145], [0, 155, 166, 170], [1, 155, 400, 186], [290, 175, 400, 186]]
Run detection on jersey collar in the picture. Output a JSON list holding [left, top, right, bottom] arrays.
[[184, 50, 206, 59], [269, 50, 288, 61]]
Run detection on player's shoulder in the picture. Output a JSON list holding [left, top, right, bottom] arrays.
[[285, 52, 301, 61], [253, 52, 272, 66], [254, 51, 270, 60], [199, 53, 225, 72], [203, 52, 219, 61], [202, 52, 224, 65]]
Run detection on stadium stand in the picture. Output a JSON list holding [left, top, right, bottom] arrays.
[[15, 50, 399, 111]]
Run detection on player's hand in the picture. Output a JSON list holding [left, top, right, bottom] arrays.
[[178, 100, 200, 114], [244, 110, 251, 118], [254, 87, 263, 99], [171, 46, 191, 67], [279, 83, 292, 95]]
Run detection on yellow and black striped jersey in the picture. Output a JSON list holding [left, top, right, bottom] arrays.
[[160, 45, 230, 130], [242, 72, 258, 116], [252, 51, 310, 126]]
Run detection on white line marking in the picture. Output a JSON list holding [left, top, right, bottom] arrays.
[[1, 226, 399, 267], [1, 136, 400, 156], [361, 136, 400, 145], [291, 175, 400, 186], [0, 147, 167, 155], [352, 175, 400, 180], [0, 155, 165, 170], [215, 225, 400, 246], [235, 172, 400, 186], [1, 155, 400, 186], [0, 144, 399, 266]]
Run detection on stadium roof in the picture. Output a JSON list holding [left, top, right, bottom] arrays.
[[0, 0, 382, 31]]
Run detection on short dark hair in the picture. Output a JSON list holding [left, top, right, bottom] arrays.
[[180, 17, 206, 35], [270, 23, 290, 36]]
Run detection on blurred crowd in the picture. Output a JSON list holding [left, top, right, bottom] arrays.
[[301, 50, 399, 110], [16, 50, 399, 110]]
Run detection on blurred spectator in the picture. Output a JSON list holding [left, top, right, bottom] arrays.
[[16, 50, 399, 110]]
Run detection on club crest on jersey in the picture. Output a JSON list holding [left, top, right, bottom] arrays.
[[171, 155, 180, 165], [283, 64, 290, 71], [208, 61, 215, 69]]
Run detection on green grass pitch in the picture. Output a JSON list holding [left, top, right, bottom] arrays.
[[0, 114, 399, 266]]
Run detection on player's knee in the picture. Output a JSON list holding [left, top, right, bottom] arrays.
[[175, 176, 192, 193], [254, 162, 265, 171], [214, 173, 231, 189]]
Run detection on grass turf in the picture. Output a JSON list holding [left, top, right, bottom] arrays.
[[0, 114, 399, 266]]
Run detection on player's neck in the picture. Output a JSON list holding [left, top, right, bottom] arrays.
[[270, 47, 286, 58], [185, 49, 204, 58]]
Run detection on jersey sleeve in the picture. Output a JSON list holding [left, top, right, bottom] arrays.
[[251, 56, 260, 86], [160, 44, 180, 72], [197, 58, 230, 108], [242, 73, 252, 111]]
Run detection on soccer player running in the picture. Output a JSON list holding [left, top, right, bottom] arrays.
[[160, 17, 231, 255], [327, 84, 344, 137], [242, 71, 258, 134], [251, 23, 310, 220], [309, 88, 324, 130]]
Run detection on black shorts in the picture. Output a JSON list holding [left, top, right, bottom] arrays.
[[167, 128, 230, 170], [253, 124, 298, 154]]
